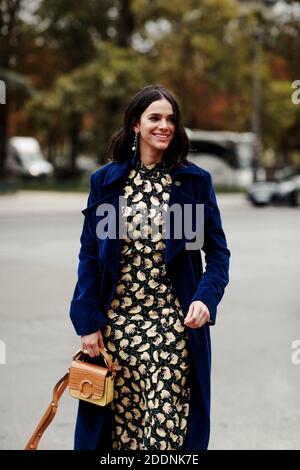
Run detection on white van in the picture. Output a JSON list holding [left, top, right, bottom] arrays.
[[7, 137, 54, 178]]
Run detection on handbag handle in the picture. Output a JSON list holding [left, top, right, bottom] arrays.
[[73, 347, 116, 378], [24, 372, 69, 450]]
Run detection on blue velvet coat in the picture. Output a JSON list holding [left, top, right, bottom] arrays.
[[69, 158, 230, 451]]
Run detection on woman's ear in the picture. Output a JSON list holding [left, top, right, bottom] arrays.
[[133, 125, 139, 134]]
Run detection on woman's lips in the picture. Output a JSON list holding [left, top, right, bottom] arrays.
[[153, 134, 169, 141]]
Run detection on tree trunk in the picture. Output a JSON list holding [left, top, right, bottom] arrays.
[[116, 0, 134, 47], [0, 0, 22, 177], [47, 132, 56, 166], [69, 112, 81, 172]]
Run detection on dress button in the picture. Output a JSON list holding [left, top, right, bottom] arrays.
[[174, 180, 181, 186]]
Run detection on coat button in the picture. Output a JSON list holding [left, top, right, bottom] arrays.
[[174, 180, 181, 186]]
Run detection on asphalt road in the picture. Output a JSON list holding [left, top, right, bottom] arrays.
[[0, 190, 299, 450]]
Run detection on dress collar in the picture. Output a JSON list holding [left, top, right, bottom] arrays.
[[102, 157, 203, 187]]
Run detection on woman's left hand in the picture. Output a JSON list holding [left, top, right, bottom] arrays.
[[184, 300, 211, 328]]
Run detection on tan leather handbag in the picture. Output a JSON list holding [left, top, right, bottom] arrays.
[[68, 348, 116, 406], [24, 348, 116, 450]]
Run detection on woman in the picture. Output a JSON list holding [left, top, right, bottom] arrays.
[[70, 84, 230, 450]]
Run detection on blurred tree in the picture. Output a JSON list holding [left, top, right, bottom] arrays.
[[4, 0, 300, 175], [0, 0, 35, 177], [131, 0, 300, 165], [26, 41, 145, 167], [30, 0, 142, 170], [36, 0, 113, 68], [132, 0, 252, 128], [265, 1, 300, 163], [33, 0, 115, 170]]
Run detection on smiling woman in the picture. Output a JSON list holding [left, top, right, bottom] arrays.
[[107, 84, 190, 172], [69, 84, 230, 451], [133, 98, 176, 169]]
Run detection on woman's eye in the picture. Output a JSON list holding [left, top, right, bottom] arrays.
[[149, 117, 175, 122]]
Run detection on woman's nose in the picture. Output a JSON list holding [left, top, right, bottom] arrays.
[[158, 120, 168, 129]]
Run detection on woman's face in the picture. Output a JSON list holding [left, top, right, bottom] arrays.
[[133, 98, 176, 154]]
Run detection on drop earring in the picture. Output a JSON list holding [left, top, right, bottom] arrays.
[[131, 132, 139, 167], [132, 132, 138, 151]]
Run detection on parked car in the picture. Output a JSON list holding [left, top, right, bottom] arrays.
[[247, 168, 300, 207], [7, 137, 54, 178]]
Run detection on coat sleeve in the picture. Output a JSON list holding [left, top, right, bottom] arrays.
[[191, 171, 230, 325], [69, 172, 107, 336]]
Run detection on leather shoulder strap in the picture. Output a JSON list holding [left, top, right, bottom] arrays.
[[24, 372, 69, 450]]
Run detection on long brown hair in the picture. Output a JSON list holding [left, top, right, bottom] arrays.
[[107, 84, 190, 172]]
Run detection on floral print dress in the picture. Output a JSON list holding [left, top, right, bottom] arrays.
[[103, 159, 191, 450]]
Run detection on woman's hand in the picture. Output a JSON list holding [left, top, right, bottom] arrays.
[[184, 300, 211, 328], [81, 329, 107, 358]]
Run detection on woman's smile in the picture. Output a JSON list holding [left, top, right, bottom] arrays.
[[153, 133, 170, 141]]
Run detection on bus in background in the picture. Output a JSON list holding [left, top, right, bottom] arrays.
[[185, 128, 256, 188]]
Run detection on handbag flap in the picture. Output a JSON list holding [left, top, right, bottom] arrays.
[[68, 360, 109, 399]]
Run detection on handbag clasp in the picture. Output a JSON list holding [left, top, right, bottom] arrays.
[[79, 380, 93, 398]]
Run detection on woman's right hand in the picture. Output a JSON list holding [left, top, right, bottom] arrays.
[[81, 329, 107, 358]]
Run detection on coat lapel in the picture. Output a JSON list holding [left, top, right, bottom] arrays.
[[164, 186, 213, 266]]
